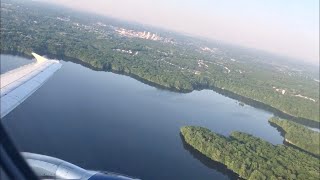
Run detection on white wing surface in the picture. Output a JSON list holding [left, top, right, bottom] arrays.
[[1, 53, 62, 118]]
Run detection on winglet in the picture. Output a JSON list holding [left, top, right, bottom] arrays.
[[31, 52, 47, 63]]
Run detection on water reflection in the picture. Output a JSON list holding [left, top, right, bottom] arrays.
[[0, 54, 305, 179], [59, 53, 320, 129], [179, 134, 241, 180]]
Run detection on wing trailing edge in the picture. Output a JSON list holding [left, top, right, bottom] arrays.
[[0, 53, 62, 118]]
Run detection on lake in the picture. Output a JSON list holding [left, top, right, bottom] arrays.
[[1, 54, 284, 180]]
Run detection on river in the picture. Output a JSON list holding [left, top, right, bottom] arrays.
[[1, 54, 285, 180]]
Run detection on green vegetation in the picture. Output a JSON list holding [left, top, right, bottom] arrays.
[[1, 0, 319, 122], [181, 126, 320, 179], [269, 117, 320, 156]]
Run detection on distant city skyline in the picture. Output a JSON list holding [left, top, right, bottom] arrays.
[[42, 0, 319, 64]]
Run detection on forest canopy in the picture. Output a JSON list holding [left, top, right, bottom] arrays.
[[1, 0, 319, 122], [180, 126, 320, 180], [269, 117, 320, 156]]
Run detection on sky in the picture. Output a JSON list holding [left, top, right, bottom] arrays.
[[42, 0, 319, 64]]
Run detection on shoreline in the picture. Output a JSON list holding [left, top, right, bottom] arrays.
[[1, 51, 319, 128], [268, 121, 320, 158]]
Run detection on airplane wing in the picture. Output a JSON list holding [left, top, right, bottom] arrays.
[[0, 53, 138, 180], [0, 52, 62, 118]]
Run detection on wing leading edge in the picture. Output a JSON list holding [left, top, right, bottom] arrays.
[[0, 53, 62, 118]]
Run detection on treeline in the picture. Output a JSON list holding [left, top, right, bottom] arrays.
[[269, 117, 320, 156], [180, 126, 320, 180], [1, 0, 319, 122]]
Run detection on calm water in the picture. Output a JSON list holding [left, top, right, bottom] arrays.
[[1, 55, 284, 180]]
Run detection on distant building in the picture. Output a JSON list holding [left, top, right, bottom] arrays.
[[146, 32, 151, 39]]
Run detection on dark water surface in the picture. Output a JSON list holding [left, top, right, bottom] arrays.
[[1, 55, 284, 180]]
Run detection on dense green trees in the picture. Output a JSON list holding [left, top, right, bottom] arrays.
[[1, 0, 319, 122], [181, 126, 320, 179], [269, 117, 320, 156]]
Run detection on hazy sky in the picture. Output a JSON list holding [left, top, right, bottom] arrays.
[[42, 0, 319, 64]]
